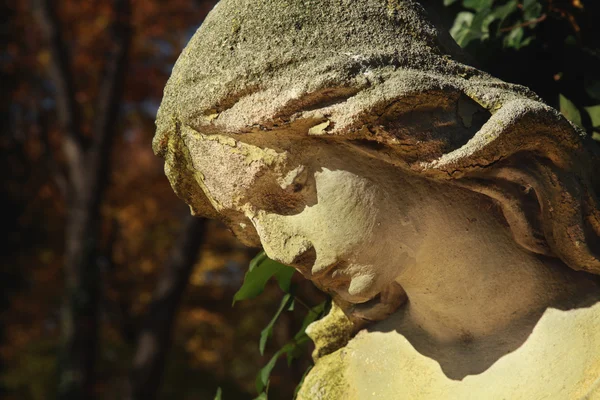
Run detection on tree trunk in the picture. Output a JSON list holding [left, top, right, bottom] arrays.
[[58, 197, 101, 399], [127, 215, 207, 400], [33, 0, 132, 398]]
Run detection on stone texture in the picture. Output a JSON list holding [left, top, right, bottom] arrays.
[[155, 0, 600, 275], [153, 0, 600, 398], [298, 302, 600, 400]]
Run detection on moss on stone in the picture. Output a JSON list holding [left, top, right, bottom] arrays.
[[296, 348, 354, 400], [306, 303, 355, 361]]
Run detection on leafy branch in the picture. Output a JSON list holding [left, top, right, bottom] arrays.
[[446, 0, 600, 140], [231, 251, 328, 400]]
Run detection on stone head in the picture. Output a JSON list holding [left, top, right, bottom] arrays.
[[154, 0, 600, 314]]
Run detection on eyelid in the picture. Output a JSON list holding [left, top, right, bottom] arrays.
[[291, 182, 305, 193]]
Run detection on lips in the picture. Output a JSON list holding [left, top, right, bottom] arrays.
[[303, 257, 379, 304]]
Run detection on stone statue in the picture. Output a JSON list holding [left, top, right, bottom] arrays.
[[153, 0, 600, 398]]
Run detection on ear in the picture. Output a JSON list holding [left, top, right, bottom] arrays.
[[459, 157, 600, 274], [457, 173, 552, 257], [419, 98, 600, 274]]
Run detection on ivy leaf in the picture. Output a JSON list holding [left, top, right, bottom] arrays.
[[462, 0, 493, 12], [450, 8, 494, 47], [294, 302, 326, 342], [560, 94, 583, 128], [259, 293, 293, 355], [285, 302, 327, 365], [490, 0, 518, 32], [256, 343, 295, 393], [450, 12, 475, 47], [585, 104, 600, 141], [274, 264, 295, 293], [503, 27, 533, 49], [213, 387, 222, 400], [232, 252, 295, 305], [585, 104, 600, 128], [286, 344, 305, 366], [523, 0, 543, 20], [256, 301, 326, 392], [491, 0, 518, 20]]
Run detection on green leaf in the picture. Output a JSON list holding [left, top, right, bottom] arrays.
[[256, 343, 295, 393], [480, 13, 497, 39], [450, 12, 475, 47], [462, 0, 493, 12], [253, 393, 268, 400], [450, 8, 496, 47], [254, 301, 327, 396], [585, 105, 600, 140], [274, 265, 295, 293], [259, 293, 293, 355], [286, 344, 305, 366], [444, 0, 460, 6], [285, 302, 327, 365], [560, 94, 583, 128], [522, 0, 543, 21], [585, 104, 600, 128], [213, 387, 222, 400], [248, 251, 267, 272], [490, 0, 518, 32], [503, 26, 523, 48], [564, 35, 577, 46], [503, 27, 533, 49], [520, 35, 534, 48], [491, 0, 518, 20], [294, 302, 326, 342], [232, 252, 295, 305]]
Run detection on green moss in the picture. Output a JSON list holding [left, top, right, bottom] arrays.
[[163, 123, 220, 218], [297, 349, 353, 400], [306, 303, 354, 361]]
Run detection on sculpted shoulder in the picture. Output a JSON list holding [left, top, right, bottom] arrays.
[[299, 302, 600, 400]]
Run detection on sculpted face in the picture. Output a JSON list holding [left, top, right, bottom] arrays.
[[182, 128, 419, 305], [251, 167, 407, 303], [155, 0, 600, 395]]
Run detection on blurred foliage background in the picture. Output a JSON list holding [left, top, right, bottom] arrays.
[[0, 0, 598, 399]]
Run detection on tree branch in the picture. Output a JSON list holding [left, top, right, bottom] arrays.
[[40, 1, 132, 398], [499, 13, 548, 32], [87, 0, 132, 210], [127, 215, 207, 400], [100, 218, 139, 346], [38, 104, 68, 197], [32, 0, 86, 176]]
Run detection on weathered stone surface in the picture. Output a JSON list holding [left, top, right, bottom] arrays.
[[154, 0, 600, 398], [155, 0, 600, 275], [299, 303, 600, 400]]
